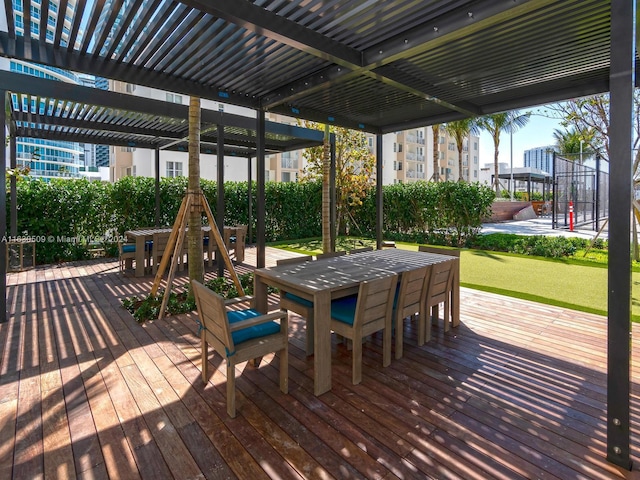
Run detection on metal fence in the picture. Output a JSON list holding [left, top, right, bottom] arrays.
[[552, 154, 608, 231]]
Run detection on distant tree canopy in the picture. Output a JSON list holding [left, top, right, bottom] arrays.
[[299, 122, 376, 235]]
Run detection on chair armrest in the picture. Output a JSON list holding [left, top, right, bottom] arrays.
[[224, 295, 254, 306], [228, 310, 287, 332]]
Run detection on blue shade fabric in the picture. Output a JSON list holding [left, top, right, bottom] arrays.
[[121, 244, 136, 253], [330, 295, 358, 325], [228, 309, 281, 346], [284, 292, 313, 308]]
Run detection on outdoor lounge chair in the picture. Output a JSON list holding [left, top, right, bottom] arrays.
[[393, 266, 431, 359], [277, 255, 315, 355], [191, 280, 289, 418], [418, 259, 456, 344], [329, 273, 398, 385], [117, 240, 137, 274]]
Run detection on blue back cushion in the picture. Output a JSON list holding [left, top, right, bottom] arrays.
[[330, 295, 358, 325], [284, 292, 313, 308], [121, 244, 136, 253], [228, 308, 281, 345]]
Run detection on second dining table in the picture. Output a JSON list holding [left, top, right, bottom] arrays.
[[126, 225, 246, 277], [253, 248, 460, 396]]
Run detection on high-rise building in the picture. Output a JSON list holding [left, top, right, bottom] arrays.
[[108, 81, 255, 182], [93, 77, 111, 168], [3, 58, 84, 179], [377, 126, 479, 184], [5, 0, 92, 180], [524, 146, 555, 174]]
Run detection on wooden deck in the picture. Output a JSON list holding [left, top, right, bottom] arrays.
[[2, 246, 640, 479]]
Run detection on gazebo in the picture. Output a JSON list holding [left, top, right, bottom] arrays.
[[0, 0, 635, 468]]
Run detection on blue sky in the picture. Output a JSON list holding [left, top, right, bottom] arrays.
[[478, 105, 563, 168]]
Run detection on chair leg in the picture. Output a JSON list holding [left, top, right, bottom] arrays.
[[424, 305, 433, 343], [279, 346, 289, 394], [227, 360, 236, 418], [395, 316, 404, 359], [352, 335, 363, 385], [383, 321, 391, 367], [417, 311, 426, 346], [201, 335, 208, 383]]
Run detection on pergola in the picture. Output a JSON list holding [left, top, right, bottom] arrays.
[[1, 69, 325, 256], [0, 0, 635, 467]]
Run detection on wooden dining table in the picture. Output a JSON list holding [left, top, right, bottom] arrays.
[[253, 248, 460, 396], [124, 225, 215, 277]]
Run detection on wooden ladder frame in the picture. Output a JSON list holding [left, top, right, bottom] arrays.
[[150, 189, 245, 320]]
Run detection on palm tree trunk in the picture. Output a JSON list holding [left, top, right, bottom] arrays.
[[494, 146, 500, 192], [188, 96, 204, 289], [432, 124, 440, 182], [322, 125, 331, 252]]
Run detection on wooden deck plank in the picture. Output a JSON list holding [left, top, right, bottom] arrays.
[[2, 254, 640, 480]]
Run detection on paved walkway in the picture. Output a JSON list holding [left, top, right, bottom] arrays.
[[481, 217, 608, 240]]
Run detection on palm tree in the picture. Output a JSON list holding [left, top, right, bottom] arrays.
[[432, 124, 440, 182], [477, 111, 530, 192], [553, 127, 590, 159], [445, 118, 479, 181], [187, 96, 204, 291]]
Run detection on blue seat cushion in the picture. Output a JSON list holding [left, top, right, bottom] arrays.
[[121, 244, 136, 253], [283, 292, 313, 308], [228, 309, 281, 346], [203, 237, 209, 246], [330, 295, 358, 325]]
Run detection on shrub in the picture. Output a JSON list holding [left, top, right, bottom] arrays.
[[123, 272, 258, 322], [10, 177, 494, 263], [511, 236, 577, 258]]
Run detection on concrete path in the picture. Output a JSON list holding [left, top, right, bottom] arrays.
[[480, 217, 608, 240]]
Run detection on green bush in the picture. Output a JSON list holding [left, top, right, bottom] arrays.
[[467, 233, 607, 259], [9, 177, 494, 263], [512, 236, 578, 257], [122, 271, 259, 322], [468, 233, 522, 251]]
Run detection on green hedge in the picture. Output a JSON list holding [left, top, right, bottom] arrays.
[[7, 177, 493, 264]]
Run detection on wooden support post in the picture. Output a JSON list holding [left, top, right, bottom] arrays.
[[152, 190, 245, 320]]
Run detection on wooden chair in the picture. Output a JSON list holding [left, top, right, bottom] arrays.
[[224, 225, 248, 263], [393, 266, 431, 359], [203, 230, 216, 267], [329, 273, 398, 384], [349, 246, 374, 254], [316, 250, 347, 259], [151, 231, 187, 273], [117, 240, 137, 274], [419, 260, 456, 344], [191, 280, 288, 418], [277, 255, 315, 355], [418, 245, 461, 257]]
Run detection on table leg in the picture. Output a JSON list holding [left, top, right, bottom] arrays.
[[451, 258, 460, 327], [135, 236, 146, 277], [313, 290, 332, 396], [253, 274, 268, 314]]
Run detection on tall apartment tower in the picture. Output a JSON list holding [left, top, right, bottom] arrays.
[[4, 0, 87, 180], [108, 81, 255, 182], [524, 146, 555, 174], [432, 125, 481, 182], [265, 113, 303, 182]]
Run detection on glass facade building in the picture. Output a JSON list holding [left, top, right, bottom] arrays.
[[523, 146, 555, 175]]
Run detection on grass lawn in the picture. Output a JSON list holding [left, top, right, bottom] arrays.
[[270, 237, 640, 322]]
